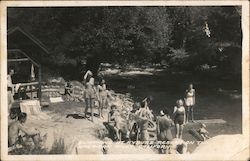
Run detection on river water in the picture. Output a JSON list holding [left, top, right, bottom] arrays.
[[105, 70, 242, 133]]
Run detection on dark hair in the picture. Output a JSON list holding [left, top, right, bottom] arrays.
[[111, 105, 117, 110], [18, 112, 27, 123], [140, 101, 145, 108], [8, 66, 15, 74], [163, 109, 169, 115]]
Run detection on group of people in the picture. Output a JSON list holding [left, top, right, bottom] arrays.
[[8, 112, 43, 150], [102, 82, 199, 154], [8, 68, 207, 154], [82, 70, 111, 121]]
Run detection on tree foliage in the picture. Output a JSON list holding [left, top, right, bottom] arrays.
[[8, 6, 242, 79]]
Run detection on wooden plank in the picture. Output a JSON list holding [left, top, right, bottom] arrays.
[[8, 58, 29, 62], [19, 82, 39, 87]]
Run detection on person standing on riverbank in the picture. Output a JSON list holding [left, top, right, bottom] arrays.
[[8, 66, 16, 112], [156, 109, 174, 154], [97, 79, 108, 118], [173, 99, 186, 139], [136, 104, 152, 141], [83, 70, 96, 122], [185, 83, 196, 123]]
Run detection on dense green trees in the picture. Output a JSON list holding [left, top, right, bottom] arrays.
[[8, 6, 242, 79]]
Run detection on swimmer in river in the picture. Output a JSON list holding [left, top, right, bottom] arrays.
[[173, 99, 186, 139], [185, 83, 196, 123], [156, 109, 174, 154]]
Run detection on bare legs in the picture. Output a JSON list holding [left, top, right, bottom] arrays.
[[85, 98, 94, 122], [175, 124, 179, 138], [175, 124, 183, 139], [99, 96, 107, 118], [187, 106, 194, 123]]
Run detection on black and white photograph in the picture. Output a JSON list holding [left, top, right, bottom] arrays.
[[1, 1, 249, 160]]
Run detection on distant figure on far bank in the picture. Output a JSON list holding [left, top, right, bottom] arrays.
[[173, 99, 186, 139], [185, 83, 196, 123], [83, 70, 96, 122]]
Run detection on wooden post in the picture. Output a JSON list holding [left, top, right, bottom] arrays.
[[38, 65, 42, 103], [30, 85, 33, 99]]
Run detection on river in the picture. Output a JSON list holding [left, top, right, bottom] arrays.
[[105, 70, 242, 133]]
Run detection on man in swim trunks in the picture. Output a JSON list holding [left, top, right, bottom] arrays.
[[136, 104, 152, 141], [157, 109, 174, 153]]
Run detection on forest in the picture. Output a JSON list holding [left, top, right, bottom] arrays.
[[8, 6, 242, 80]]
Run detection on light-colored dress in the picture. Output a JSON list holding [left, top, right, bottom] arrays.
[[185, 89, 195, 106]]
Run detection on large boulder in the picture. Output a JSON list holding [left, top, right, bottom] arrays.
[[192, 134, 249, 160]]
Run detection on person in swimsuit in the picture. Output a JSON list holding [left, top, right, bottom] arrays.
[[7, 66, 15, 112], [185, 83, 195, 123], [108, 105, 121, 141], [83, 70, 96, 122], [97, 79, 108, 118], [198, 123, 210, 141], [136, 104, 152, 141], [8, 112, 40, 148], [157, 109, 174, 154], [173, 99, 186, 139]]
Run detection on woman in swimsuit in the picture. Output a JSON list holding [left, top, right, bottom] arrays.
[[97, 79, 108, 118], [173, 99, 186, 139], [83, 70, 96, 122], [185, 83, 195, 123]]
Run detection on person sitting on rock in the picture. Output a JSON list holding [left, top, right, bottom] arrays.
[[64, 82, 73, 95], [198, 123, 210, 141], [8, 112, 40, 149], [108, 105, 121, 141], [169, 138, 188, 154]]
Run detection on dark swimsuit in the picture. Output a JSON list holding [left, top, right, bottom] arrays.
[[158, 116, 173, 141], [174, 109, 185, 125]]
